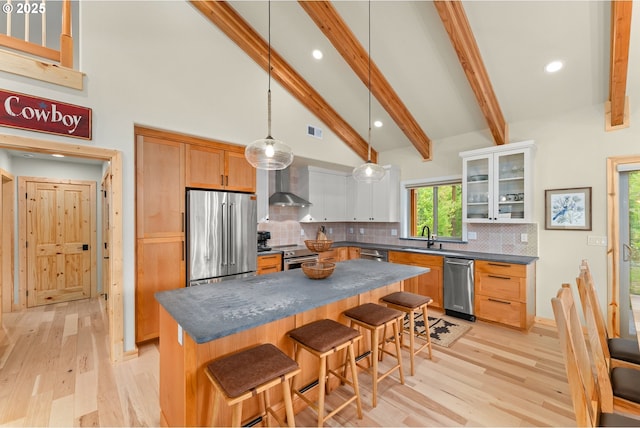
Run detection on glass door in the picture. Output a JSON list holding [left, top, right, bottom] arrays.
[[464, 156, 491, 221], [496, 152, 525, 220], [619, 170, 640, 339]]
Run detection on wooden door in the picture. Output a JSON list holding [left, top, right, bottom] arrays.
[[225, 151, 256, 192], [186, 144, 224, 189], [26, 180, 94, 307]]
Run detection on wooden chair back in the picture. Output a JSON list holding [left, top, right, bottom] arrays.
[[552, 284, 599, 427], [576, 260, 612, 362]]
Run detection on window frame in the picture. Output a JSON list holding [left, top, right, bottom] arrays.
[[400, 175, 467, 242]]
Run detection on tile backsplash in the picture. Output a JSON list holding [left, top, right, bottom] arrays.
[[258, 214, 538, 257]]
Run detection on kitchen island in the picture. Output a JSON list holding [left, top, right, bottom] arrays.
[[155, 259, 428, 426]]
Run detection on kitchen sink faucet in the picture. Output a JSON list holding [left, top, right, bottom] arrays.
[[421, 225, 435, 248]]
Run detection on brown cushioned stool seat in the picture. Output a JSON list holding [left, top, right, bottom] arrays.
[[609, 337, 640, 366], [205, 343, 300, 427], [343, 303, 405, 408], [380, 291, 433, 376], [288, 319, 363, 427]]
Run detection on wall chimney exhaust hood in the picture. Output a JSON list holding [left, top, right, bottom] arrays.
[[269, 168, 312, 207]]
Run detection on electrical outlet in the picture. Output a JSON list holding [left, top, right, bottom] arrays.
[[300, 229, 305, 236], [467, 231, 477, 240], [391, 229, 397, 236], [520, 233, 528, 243], [349, 227, 354, 234], [359, 228, 365, 235], [587, 235, 607, 246], [328, 227, 333, 234]]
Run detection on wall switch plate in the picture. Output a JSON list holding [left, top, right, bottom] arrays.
[[300, 229, 305, 236], [468, 231, 477, 240], [349, 227, 354, 234], [587, 235, 607, 246], [391, 229, 397, 236], [359, 228, 364, 235], [520, 233, 528, 243], [328, 227, 333, 234]]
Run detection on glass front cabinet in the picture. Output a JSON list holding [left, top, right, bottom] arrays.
[[460, 140, 535, 223]]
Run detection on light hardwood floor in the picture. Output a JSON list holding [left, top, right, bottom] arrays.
[[0, 298, 576, 427]]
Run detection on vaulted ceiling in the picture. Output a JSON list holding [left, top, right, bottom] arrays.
[[191, 1, 633, 162]]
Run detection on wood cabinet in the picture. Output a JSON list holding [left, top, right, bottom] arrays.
[[347, 165, 400, 222], [186, 144, 255, 192], [135, 133, 186, 343], [388, 251, 443, 309], [474, 260, 536, 330], [300, 167, 348, 222], [348, 247, 361, 260], [318, 247, 349, 263], [257, 253, 282, 275], [135, 127, 256, 342], [460, 140, 534, 223]]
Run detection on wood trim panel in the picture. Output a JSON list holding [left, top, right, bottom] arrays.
[[299, 1, 431, 161], [0, 34, 60, 61], [1, 170, 14, 316], [0, 49, 84, 90], [608, 1, 632, 128], [433, 1, 508, 146], [134, 125, 245, 154], [188, 0, 375, 163]]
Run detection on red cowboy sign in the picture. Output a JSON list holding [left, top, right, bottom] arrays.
[[0, 89, 92, 140]]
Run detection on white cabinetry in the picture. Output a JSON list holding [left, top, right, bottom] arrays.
[[256, 169, 269, 223], [300, 167, 348, 222], [347, 165, 400, 222], [460, 140, 534, 223]]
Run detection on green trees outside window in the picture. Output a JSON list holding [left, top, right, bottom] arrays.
[[412, 183, 462, 239]]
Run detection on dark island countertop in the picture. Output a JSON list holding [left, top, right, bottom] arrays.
[[155, 259, 428, 344]]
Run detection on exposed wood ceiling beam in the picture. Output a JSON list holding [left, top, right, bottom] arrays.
[[434, 1, 508, 146], [189, 0, 376, 163], [608, 0, 632, 129], [299, 1, 432, 161]]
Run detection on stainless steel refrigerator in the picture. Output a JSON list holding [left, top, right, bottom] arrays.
[[187, 189, 257, 286]]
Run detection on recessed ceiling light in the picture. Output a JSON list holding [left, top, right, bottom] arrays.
[[545, 60, 563, 73], [312, 49, 323, 60], [373, 120, 383, 128], [51, 154, 65, 158]]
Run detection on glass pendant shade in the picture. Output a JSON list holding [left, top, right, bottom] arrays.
[[352, 160, 386, 183], [245, 136, 293, 170]]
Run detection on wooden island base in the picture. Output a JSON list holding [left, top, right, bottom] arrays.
[[159, 281, 402, 427]]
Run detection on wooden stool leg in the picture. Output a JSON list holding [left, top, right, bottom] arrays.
[[408, 309, 416, 376], [317, 355, 327, 427], [231, 402, 243, 427], [282, 378, 296, 428], [392, 320, 405, 384], [347, 343, 363, 419], [423, 305, 433, 360], [210, 388, 220, 427], [372, 327, 379, 408]]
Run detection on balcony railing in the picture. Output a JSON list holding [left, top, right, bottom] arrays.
[[0, 0, 73, 68]]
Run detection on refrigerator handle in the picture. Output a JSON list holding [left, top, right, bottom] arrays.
[[229, 202, 236, 266], [221, 202, 227, 266]]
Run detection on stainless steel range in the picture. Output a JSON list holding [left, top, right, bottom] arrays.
[[273, 245, 319, 270]]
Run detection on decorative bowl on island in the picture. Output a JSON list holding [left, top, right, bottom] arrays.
[[301, 261, 336, 280], [304, 239, 333, 252]]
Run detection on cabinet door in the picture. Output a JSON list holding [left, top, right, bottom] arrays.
[[463, 154, 493, 222], [494, 149, 530, 222], [225, 151, 256, 193], [306, 170, 325, 221], [136, 135, 185, 238], [324, 174, 347, 221], [186, 145, 225, 189], [371, 173, 390, 221], [350, 179, 372, 221], [136, 238, 185, 342]]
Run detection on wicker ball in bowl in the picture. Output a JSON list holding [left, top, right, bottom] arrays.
[[301, 261, 336, 280], [304, 239, 333, 252]]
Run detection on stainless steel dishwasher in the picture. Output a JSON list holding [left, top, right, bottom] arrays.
[[359, 248, 388, 262], [443, 257, 475, 321]]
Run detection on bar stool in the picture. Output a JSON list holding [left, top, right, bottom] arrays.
[[343, 303, 405, 408], [205, 343, 301, 427], [380, 291, 433, 376], [287, 319, 363, 427]]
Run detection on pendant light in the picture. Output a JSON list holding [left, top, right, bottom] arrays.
[[245, 0, 293, 170], [353, 1, 385, 183]]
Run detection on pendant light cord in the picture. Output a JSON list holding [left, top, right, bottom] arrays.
[[367, 0, 372, 162], [267, 0, 272, 138]]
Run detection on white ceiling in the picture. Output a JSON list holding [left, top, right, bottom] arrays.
[[226, 1, 623, 157]]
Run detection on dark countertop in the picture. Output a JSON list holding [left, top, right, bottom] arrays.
[[155, 259, 428, 344], [332, 241, 537, 265]]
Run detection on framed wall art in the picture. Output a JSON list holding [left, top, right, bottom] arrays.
[[545, 187, 592, 230]]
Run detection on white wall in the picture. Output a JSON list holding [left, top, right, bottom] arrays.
[[0, 149, 11, 170], [0, 1, 362, 352]]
